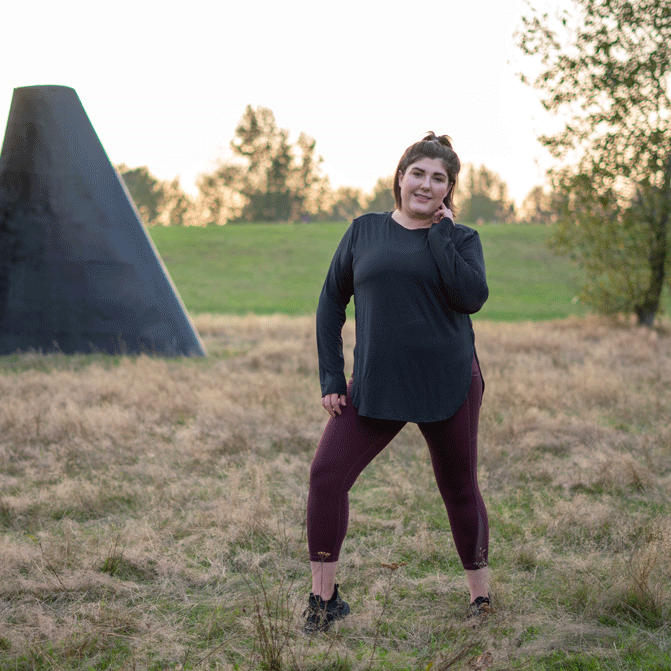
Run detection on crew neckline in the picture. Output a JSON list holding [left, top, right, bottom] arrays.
[[388, 211, 432, 231]]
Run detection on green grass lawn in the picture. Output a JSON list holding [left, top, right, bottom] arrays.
[[149, 222, 588, 321], [476, 224, 587, 321]]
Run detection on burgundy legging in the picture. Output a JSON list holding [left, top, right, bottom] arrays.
[[307, 356, 488, 570]]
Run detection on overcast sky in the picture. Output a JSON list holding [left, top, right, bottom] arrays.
[[0, 0, 566, 205]]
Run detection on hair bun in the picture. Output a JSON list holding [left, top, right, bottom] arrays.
[[422, 132, 454, 149]]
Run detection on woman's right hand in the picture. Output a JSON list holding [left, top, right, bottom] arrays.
[[432, 203, 453, 225], [322, 393, 347, 417]]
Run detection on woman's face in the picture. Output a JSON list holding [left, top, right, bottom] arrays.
[[397, 157, 450, 220]]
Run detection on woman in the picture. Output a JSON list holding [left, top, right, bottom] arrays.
[[304, 133, 490, 634]]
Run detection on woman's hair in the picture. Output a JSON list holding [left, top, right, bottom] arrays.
[[393, 132, 461, 213]]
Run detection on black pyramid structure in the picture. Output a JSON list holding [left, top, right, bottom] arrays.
[[0, 85, 206, 356]]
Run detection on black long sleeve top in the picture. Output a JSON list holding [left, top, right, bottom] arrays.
[[317, 212, 488, 423]]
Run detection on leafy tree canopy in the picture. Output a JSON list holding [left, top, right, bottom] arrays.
[[519, 185, 560, 225], [116, 164, 164, 226], [227, 105, 330, 222], [117, 165, 193, 227], [459, 164, 515, 223], [366, 176, 396, 213], [517, 0, 671, 325]]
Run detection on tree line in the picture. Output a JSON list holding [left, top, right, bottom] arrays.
[[117, 104, 538, 228]]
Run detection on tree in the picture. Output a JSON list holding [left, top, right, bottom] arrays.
[[117, 165, 197, 227], [154, 178, 195, 227], [198, 106, 330, 223], [116, 164, 165, 226], [366, 176, 396, 212], [229, 105, 295, 221], [520, 185, 560, 225], [329, 187, 366, 222], [195, 163, 247, 226], [517, 0, 671, 325], [290, 132, 332, 220], [459, 164, 515, 223]]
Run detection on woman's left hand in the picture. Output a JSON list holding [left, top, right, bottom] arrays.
[[432, 203, 453, 225]]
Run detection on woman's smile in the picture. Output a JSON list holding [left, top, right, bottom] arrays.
[[397, 157, 450, 221]]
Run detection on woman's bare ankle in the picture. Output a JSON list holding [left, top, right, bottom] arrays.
[[310, 559, 338, 599], [464, 567, 488, 602]]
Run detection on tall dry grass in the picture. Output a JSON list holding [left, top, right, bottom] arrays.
[[0, 314, 669, 670]]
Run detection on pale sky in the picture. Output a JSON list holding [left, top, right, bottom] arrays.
[[0, 0, 564, 205]]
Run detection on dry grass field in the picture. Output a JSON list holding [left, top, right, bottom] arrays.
[[0, 314, 670, 670]]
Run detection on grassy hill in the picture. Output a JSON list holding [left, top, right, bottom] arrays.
[[148, 222, 588, 321]]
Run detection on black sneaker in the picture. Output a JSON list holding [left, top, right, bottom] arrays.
[[303, 584, 350, 634], [467, 595, 494, 620]]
